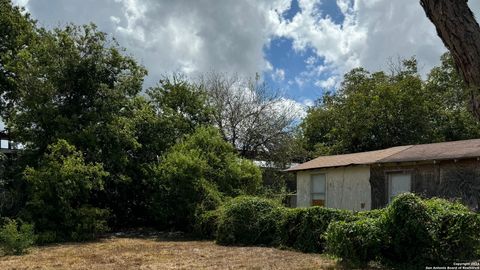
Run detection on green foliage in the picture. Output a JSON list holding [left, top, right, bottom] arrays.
[[0, 218, 36, 255], [216, 196, 283, 246], [325, 218, 384, 267], [151, 127, 261, 231], [324, 194, 480, 268], [382, 193, 433, 266], [278, 207, 355, 253], [424, 198, 480, 263], [301, 54, 480, 156], [147, 74, 213, 137], [0, 0, 37, 116], [194, 209, 221, 239], [23, 140, 109, 243]]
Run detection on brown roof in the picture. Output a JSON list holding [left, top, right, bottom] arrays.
[[378, 138, 480, 163], [285, 145, 411, 171], [286, 138, 480, 172]]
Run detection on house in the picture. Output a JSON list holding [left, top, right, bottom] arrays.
[[286, 139, 480, 211], [0, 130, 17, 154]]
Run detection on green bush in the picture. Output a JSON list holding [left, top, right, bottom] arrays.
[[151, 127, 261, 231], [71, 207, 110, 241], [278, 207, 354, 253], [325, 218, 384, 267], [194, 209, 221, 239], [324, 194, 480, 268], [193, 181, 223, 238], [216, 196, 283, 246], [425, 198, 480, 263], [381, 193, 433, 266], [356, 208, 386, 219], [0, 219, 36, 255], [23, 140, 110, 243]]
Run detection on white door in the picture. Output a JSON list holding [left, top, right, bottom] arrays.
[[388, 173, 411, 202]]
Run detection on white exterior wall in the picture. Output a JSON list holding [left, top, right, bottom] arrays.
[[296, 166, 371, 211]]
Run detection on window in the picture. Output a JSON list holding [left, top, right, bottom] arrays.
[[388, 172, 411, 202], [311, 174, 326, 206]]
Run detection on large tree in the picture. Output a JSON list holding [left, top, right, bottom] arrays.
[[199, 72, 299, 164], [420, 0, 480, 119], [301, 56, 480, 156]]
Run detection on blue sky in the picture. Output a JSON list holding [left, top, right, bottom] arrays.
[[263, 0, 346, 104], [9, 0, 480, 113]]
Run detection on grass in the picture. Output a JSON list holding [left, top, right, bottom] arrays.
[[0, 234, 340, 270]]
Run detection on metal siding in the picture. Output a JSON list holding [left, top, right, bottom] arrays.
[[296, 166, 371, 211]]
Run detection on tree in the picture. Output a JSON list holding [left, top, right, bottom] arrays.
[[0, 0, 37, 119], [425, 53, 480, 141], [302, 58, 432, 155], [0, 17, 151, 226], [420, 0, 480, 119], [147, 74, 213, 145], [301, 56, 480, 156], [199, 72, 299, 164], [23, 140, 109, 243], [151, 126, 261, 230]]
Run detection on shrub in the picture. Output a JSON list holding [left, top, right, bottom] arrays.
[[325, 218, 384, 267], [194, 209, 221, 239], [151, 127, 261, 231], [216, 196, 283, 246], [193, 181, 223, 238], [424, 198, 480, 263], [278, 207, 355, 253], [324, 194, 480, 269], [23, 140, 109, 243], [381, 193, 433, 266], [71, 207, 110, 241], [0, 219, 36, 255], [356, 208, 386, 219]]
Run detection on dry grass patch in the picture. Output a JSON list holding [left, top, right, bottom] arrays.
[[0, 236, 339, 270]]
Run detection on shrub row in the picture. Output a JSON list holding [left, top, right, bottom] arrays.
[[214, 196, 356, 253], [212, 194, 480, 269], [325, 194, 480, 268]]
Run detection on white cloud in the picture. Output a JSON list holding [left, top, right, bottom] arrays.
[[11, 0, 480, 94], [315, 76, 338, 89], [274, 98, 308, 119], [273, 0, 480, 88], [302, 98, 314, 107], [13, 0, 292, 88], [271, 68, 286, 82]]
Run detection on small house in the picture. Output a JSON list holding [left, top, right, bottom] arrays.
[[286, 139, 480, 211]]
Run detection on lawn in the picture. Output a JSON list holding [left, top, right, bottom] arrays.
[[0, 234, 339, 270]]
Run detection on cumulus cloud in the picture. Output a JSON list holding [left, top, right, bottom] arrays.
[[272, 68, 286, 82], [315, 76, 338, 89], [10, 0, 480, 101], [13, 0, 291, 88], [273, 0, 480, 87]]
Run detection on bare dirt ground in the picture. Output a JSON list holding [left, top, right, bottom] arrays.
[[0, 236, 340, 270]]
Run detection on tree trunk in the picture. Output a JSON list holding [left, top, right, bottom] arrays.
[[420, 0, 480, 119]]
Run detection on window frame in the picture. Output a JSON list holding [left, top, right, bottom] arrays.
[[387, 171, 412, 203], [310, 173, 327, 207]]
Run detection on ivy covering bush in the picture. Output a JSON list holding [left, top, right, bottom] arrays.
[[381, 193, 433, 266], [214, 193, 479, 269], [0, 218, 36, 255], [278, 207, 354, 253], [424, 198, 480, 263], [325, 193, 480, 268], [325, 218, 384, 267], [216, 196, 283, 246]]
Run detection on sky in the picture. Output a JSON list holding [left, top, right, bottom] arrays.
[[9, 0, 480, 113]]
